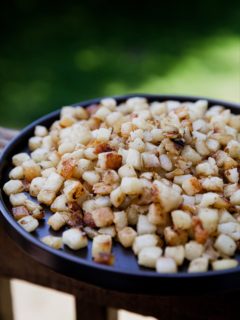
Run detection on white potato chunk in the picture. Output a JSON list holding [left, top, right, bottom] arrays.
[[12, 153, 30, 166], [3, 180, 24, 196], [9, 193, 27, 206], [218, 222, 240, 241], [113, 211, 128, 231], [156, 257, 177, 273], [137, 214, 157, 235], [118, 227, 137, 248], [230, 190, 240, 205], [138, 246, 162, 268], [48, 212, 69, 231], [110, 187, 126, 208], [126, 149, 142, 170], [41, 236, 62, 249], [198, 208, 219, 234], [92, 234, 112, 258], [188, 257, 208, 272], [185, 241, 204, 261], [165, 246, 185, 266], [212, 259, 238, 270], [29, 177, 46, 197], [171, 210, 192, 230], [92, 207, 113, 227], [18, 216, 39, 232], [132, 234, 159, 255], [9, 166, 24, 180], [214, 234, 237, 256], [152, 180, 182, 213], [63, 228, 88, 250], [37, 172, 64, 205], [120, 177, 143, 195]]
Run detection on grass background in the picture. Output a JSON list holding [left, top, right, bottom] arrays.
[[0, 0, 239, 128]]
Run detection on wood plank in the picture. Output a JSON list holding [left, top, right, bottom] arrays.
[[76, 300, 118, 320], [0, 277, 14, 320], [76, 299, 109, 320]]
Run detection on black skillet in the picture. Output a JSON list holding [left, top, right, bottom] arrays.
[[1, 94, 240, 295]]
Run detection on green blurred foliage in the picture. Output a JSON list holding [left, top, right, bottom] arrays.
[[0, 0, 239, 128]]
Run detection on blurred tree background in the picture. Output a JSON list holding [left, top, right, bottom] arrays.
[[0, 0, 239, 128]]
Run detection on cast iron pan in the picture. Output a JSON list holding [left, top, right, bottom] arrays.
[[1, 94, 240, 295]]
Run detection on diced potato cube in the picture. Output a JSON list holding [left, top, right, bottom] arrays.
[[201, 177, 223, 192], [118, 227, 137, 248], [63, 179, 86, 202], [48, 212, 68, 231], [92, 234, 112, 258], [159, 154, 173, 171], [98, 226, 116, 237], [9, 193, 27, 206], [38, 173, 64, 205], [196, 158, 218, 177], [199, 192, 220, 207], [137, 215, 157, 235], [132, 234, 159, 255], [230, 190, 240, 205], [188, 257, 208, 272], [31, 148, 48, 162], [118, 164, 137, 178], [12, 206, 29, 220], [113, 211, 128, 231], [142, 153, 160, 168], [82, 171, 100, 185], [165, 246, 185, 266], [164, 227, 188, 246], [91, 207, 113, 227], [198, 208, 219, 234], [129, 138, 145, 152], [94, 106, 111, 120], [185, 241, 204, 261], [214, 234, 237, 256], [212, 259, 238, 271], [18, 216, 39, 232], [152, 180, 182, 213], [138, 246, 162, 268], [218, 222, 240, 241], [147, 203, 168, 226], [3, 180, 24, 195], [182, 177, 202, 196], [22, 160, 41, 182], [92, 128, 112, 142], [50, 194, 69, 212], [12, 153, 30, 166], [62, 228, 88, 250], [98, 152, 122, 170], [110, 187, 126, 208], [29, 136, 42, 151], [24, 200, 44, 219], [171, 210, 192, 230], [58, 142, 75, 155], [219, 209, 236, 224], [120, 177, 143, 195], [156, 257, 177, 273], [126, 149, 142, 170], [181, 146, 202, 165], [9, 166, 24, 180], [34, 125, 48, 137], [29, 177, 46, 197], [225, 168, 239, 183], [41, 235, 62, 249]]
